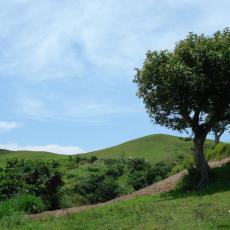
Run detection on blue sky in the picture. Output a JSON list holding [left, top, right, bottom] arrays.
[[0, 0, 229, 154]]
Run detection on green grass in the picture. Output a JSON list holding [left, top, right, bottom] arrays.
[[0, 134, 214, 167], [86, 134, 197, 163], [0, 150, 66, 167], [1, 162, 230, 230]]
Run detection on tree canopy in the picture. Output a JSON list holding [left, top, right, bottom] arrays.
[[134, 28, 230, 186]]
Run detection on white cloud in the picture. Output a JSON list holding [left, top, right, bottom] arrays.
[[17, 96, 142, 122], [0, 121, 21, 132], [0, 143, 84, 155], [1, 0, 229, 82]]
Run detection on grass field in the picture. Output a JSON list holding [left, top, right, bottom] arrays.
[[1, 162, 229, 230]]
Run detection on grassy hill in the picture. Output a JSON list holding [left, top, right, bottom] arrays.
[[0, 134, 214, 167], [1, 161, 230, 230], [0, 149, 66, 167], [86, 134, 212, 163]]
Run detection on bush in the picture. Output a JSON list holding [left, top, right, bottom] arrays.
[[127, 158, 149, 172], [15, 194, 45, 214], [74, 173, 119, 203], [151, 161, 171, 182], [127, 160, 171, 190], [0, 159, 63, 210], [105, 164, 124, 178], [128, 171, 147, 190], [88, 156, 97, 165]]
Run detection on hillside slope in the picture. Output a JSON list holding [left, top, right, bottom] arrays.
[[86, 134, 205, 163], [3, 158, 230, 230], [0, 149, 66, 167], [0, 134, 214, 166]]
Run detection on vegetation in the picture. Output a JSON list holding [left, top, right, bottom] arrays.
[[0, 134, 228, 229], [134, 28, 230, 186], [0, 159, 63, 210], [74, 173, 119, 203], [0, 162, 229, 230]]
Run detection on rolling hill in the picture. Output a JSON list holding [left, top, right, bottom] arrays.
[[0, 134, 214, 167], [85, 134, 213, 163]]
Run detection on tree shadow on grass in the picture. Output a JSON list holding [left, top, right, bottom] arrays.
[[160, 162, 230, 200]]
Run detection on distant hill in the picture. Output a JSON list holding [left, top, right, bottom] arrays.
[[0, 149, 66, 167], [85, 134, 213, 163], [0, 134, 214, 166]]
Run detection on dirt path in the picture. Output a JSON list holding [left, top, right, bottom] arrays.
[[30, 157, 230, 219]]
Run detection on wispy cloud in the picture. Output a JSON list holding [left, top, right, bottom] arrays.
[[17, 97, 142, 122], [1, 0, 229, 82], [0, 121, 21, 132], [0, 143, 84, 155]]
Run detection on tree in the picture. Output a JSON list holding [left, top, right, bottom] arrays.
[[134, 28, 230, 187], [211, 120, 229, 145]]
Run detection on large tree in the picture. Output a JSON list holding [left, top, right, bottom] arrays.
[[134, 28, 230, 187]]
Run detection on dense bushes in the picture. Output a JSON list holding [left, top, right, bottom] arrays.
[[0, 159, 63, 210], [127, 158, 171, 190], [74, 172, 119, 203]]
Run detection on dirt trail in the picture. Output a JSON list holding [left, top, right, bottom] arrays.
[[30, 157, 230, 219]]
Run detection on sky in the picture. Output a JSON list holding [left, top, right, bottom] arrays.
[[0, 0, 229, 154]]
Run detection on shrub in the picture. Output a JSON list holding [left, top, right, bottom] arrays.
[[127, 158, 149, 172], [88, 156, 97, 165], [74, 173, 119, 203], [0, 159, 63, 210], [128, 171, 147, 190], [15, 194, 45, 214], [104, 158, 119, 166], [151, 161, 171, 182], [127, 160, 171, 190], [105, 163, 124, 178]]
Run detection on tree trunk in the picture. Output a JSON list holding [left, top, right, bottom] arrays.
[[193, 132, 211, 188], [214, 132, 220, 145], [214, 130, 224, 145]]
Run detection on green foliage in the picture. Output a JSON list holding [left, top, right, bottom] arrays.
[[74, 173, 119, 203], [127, 158, 171, 190], [134, 28, 230, 132], [88, 156, 97, 165], [150, 161, 171, 182], [0, 194, 44, 217], [206, 144, 230, 160], [4, 163, 230, 230], [127, 158, 149, 172], [59, 193, 88, 209], [0, 159, 63, 210], [14, 194, 45, 214], [105, 161, 124, 178], [134, 28, 230, 183], [128, 171, 147, 190]]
